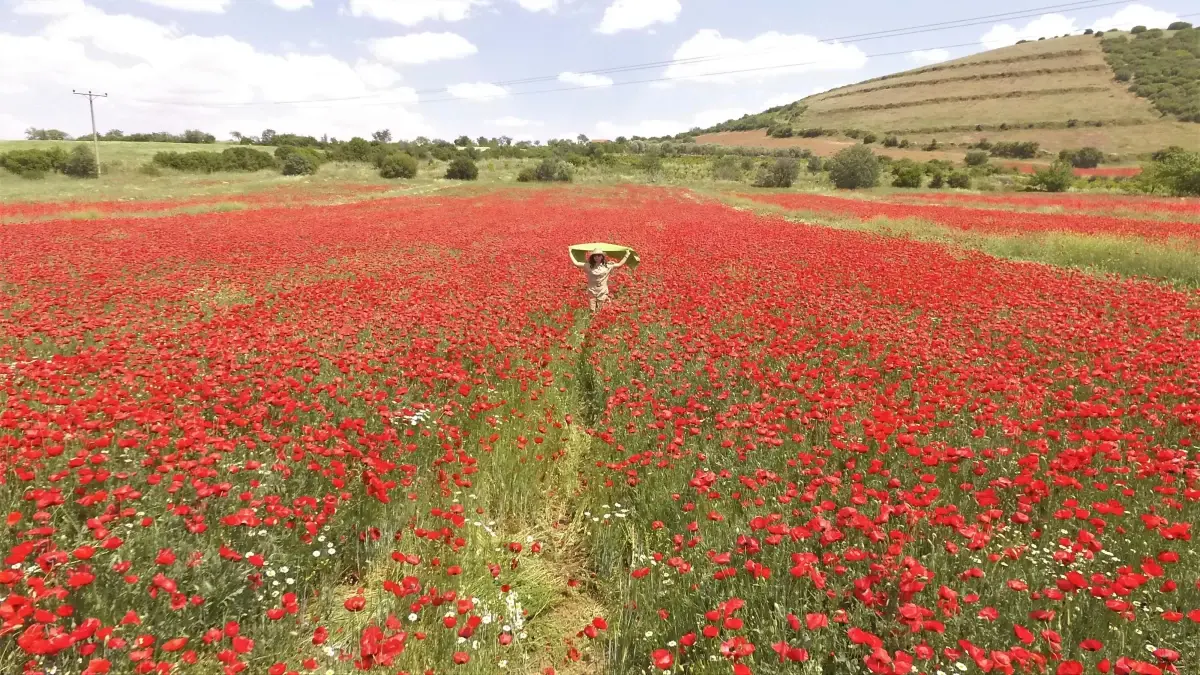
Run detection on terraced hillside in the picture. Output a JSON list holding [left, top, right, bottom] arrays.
[[698, 30, 1200, 157]]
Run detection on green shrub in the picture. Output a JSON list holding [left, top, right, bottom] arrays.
[[806, 155, 824, 172], [378, 153, 418, 179], [444, 157, 479, 180], [62, 146, 98, 178], [221, 147, 278, 172], [711, 155, 743, 181], [1028, 159, 1074, 192], [964, 150, 990, 167], [861, 132, 878, 144], [0, 147, 68, 176], [1059, 146, 1105, 168], [752, 158, 800, 188], [929, 171, 945, 189], [523, 158, 573, 182], [1130, 25, 1147, 34], [882, 135, 899, 148], [1168, 21, 1192, 30], [990, 141, 1040, 159], [767, 126, 794, 138], [281, 153, 319, 176], [923, 138, 939, 151], [891, 161, 924, 188], [1139, 146, 1200, 196], [827, 145, 881, 189], [947, 171, 972, 189]]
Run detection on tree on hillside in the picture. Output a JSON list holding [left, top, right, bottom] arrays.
[[454, 135, 472, 147], [261, 129, 277, 145], [827, 145, 881, 189], [372, 129, 392, 143], [1140, 146, 1200, 196]]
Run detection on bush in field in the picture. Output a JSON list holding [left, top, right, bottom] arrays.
[[929, 171, 945, 189], [1168, 21, 1192, 30], [861, 132, 878, 144], [0, 147, 68, 176], [282, 153, 319, 176], [990, 141, 1040, 159], [221, 147, 279, 172], [891, 161, 923, 188], [275, 146, 325, 167], [827, 145, 880, 189], [378, 153, 418, 179], [61, 146, 98, 178], [882, 135, 899, 148], [947, 171, 972, 189], [444, 157, 479, 181], [806, 155, 824, 173], [751, 158, 800, 188], [1140, 146, 1200, 196], [1059, 147, 1105, 168], [518, 158, 573, 183], [964, 150, 990, 167], [1028, 159, 1075, 192], [153, 151, 226, 173], [711, 155, 743, 181]]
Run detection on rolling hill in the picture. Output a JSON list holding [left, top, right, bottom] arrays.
[[696, 28, 1200, 159]]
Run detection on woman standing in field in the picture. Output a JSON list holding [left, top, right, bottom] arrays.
[[572, 249, 630, 311]]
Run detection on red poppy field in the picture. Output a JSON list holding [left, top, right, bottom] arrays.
[[1, 186, 1199, 675]]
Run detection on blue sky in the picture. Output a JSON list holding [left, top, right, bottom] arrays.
[[0, 0, 1193, 141]]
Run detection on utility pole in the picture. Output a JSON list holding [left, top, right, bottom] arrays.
[[72, 90, 108, 178]]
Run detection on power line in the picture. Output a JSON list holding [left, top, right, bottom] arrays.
[[127, 0, 1139, 109]]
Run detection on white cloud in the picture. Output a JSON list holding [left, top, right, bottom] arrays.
[[557, 71, 614, 88], [597, 0, 680, 34], [447, 82, 508, 101], [1090, 4, 1179, 31], [663, 29, 867, 84], [368, 33, 477, 65], [594, 119, 682, 139], [691, 108, 749, 129], [136, 0, 232, 12], [273, 0, 314, 10], [489, 116, 544, 128], [0, 2, 431, 140], [908, 48, 950, 66], [980, 13, 1077, 49], [347, 0, 486, 26], [515, 0, 557, 11], [13, 0, 86, 14]]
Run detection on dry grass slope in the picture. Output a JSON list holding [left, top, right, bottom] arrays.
[[698, 34, 1199, 155]]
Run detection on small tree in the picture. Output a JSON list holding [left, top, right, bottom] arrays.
[[947, 171, 972, 189], [1140, 147, 1200, 196], [61, 145, 98, 178], [1167, 21, 1192, 30], [1060, 147, 1105, 169], [444, 156, 479, 180], [862, 132, 878, 144], [372, 129, 393, 143], [964, 150, 989, 167], [806, 155, 824, 172], [282, 153, 319, 176], [752, 158, 800, 188], [1029, 159, 1074, 192], [711, 155, 743, 181], [827, 145, 880, 189], [891, 161, 923, 188], [1130, 25, 1147, 34], [378, 153, 418, 179], [453, 135, 472, 147], [929, 171, 945, 189]]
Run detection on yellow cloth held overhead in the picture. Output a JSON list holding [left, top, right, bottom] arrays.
[[569, 242, 639, 270]]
